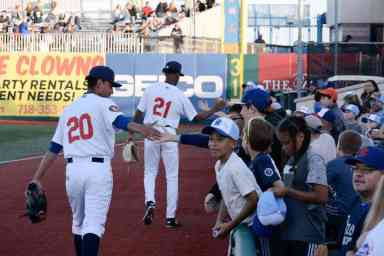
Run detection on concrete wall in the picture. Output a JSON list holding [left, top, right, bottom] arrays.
[[327, 0, 384, 25]]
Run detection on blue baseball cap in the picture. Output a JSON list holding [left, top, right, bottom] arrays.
[[257, 191, 287, 226], [346, 146, 384, 170], [318, 108, 336, 124], [202, 117, 240, 141], [86, 65, 122, 87], [162, 61, 184, 76], [241, 88, 271, 112]]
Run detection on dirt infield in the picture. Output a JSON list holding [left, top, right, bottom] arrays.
[[0, 143, 227, 256]]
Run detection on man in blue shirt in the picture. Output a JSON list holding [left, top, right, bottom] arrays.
[[326, 131, 361, 245], [338, 146, 384, 256]]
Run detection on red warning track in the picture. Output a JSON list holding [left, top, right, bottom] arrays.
[[0, 142, 227, 255]]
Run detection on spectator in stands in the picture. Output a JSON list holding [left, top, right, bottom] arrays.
[[342, 104, 362, 133], [125, 2, 137, 23], [45, 0, 59, 23], [19, 16, 30, 34], [171, 23, 183, 53], [25, 2, 34, 20], [12, 4, 23, 26], [179, 4, 190, 18], [338, 146, 384, 256], [155, 0, 168, 17], [142, 1, 154, 18], [355, 175, 384, 255], [164, 11, 178, 26], [326, 131, 361, 249], [305, 114, 337, 164], [112, 4, 125, 24], [168, 0, 178, 13], [33, 0, 44, 24], [255, 33, 266, 44], [318, 88, 345, 142], [361, 80, 380, 114], [0, 11, 9, 33], [196, 0, 206, 12], [206, 0, 215, 9], [271, 116, 328, 256]]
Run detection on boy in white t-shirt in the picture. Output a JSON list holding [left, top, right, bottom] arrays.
[[202, 117, 261, 240]]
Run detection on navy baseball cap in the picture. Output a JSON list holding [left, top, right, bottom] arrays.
[[86, 65, 122, 87], [162, 61, 184, 76], [346, 146, 384, 170], [241, 88, 271, 112]]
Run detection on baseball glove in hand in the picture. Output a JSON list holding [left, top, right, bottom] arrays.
[[24, 182, 47, 223], [122, 141, 139, 162]]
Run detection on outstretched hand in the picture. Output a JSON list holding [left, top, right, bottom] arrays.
[[156, 132, 179, 143], [212, 98, 227, 111]]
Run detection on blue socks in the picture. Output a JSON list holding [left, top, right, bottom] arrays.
[[82, 233, 100, 256], [74, 235, 82, 256]]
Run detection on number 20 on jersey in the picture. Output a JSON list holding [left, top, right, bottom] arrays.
[[67, 113, 94, 143]]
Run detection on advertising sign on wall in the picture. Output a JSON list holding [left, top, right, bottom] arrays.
[[0, 53, 104, 117]]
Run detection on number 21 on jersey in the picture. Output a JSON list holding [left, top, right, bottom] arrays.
[[153, 97, 172, 118], [67, 113, 94, 143]]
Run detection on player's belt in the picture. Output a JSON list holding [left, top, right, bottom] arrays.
[[65, 157, 104, 163]]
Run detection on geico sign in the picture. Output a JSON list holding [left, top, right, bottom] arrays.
[[113, 74, 224, 98]]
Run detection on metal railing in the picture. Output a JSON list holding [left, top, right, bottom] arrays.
[[0, 32, 222, 53], [0, 32, 144, 53]]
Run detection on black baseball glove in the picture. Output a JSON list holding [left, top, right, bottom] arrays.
[[24, 182, 47, 223]]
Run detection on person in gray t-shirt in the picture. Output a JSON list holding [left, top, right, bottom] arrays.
[[271, 116, 329, 256]]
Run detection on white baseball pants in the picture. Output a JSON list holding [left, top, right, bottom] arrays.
[[144, 138, 179, 219], [65, 157, 113, 238]]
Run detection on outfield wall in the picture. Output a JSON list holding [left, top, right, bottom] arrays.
[[0, 53, 305, 119]]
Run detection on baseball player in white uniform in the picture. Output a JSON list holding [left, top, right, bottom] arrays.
[[132, 61, 225, 228], [30, 66, 160, 256]]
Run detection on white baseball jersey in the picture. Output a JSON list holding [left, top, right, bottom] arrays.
[[52, 93, 124, 158], [137, 82, 197, 129]]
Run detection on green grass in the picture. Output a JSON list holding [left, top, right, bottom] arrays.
[[0, 125, 133, 163], [0, 125, 55, 162], [0, 122, 204, 163]]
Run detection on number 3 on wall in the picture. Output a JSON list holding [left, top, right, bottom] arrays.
[[67, 113, 94, 143], [153, 97, 172, 118]]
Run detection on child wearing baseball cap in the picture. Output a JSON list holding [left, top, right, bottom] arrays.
[[342, 104, 362, 133], [202, 117, 261, 252]]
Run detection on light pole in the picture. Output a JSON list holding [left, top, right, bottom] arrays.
[[296, 0, 305, 90]]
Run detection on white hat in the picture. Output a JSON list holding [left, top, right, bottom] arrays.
[[368, 114, 381, 124], [202, 117, 240, 141], [344, 104, 360, 117], [257, 191, 287, 226], [305, 114, 322, 133]]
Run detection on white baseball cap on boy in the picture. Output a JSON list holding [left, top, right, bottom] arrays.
[[202, 117, 240, 140], [344, 104, 360, 117], [257, 191, 287, 226]]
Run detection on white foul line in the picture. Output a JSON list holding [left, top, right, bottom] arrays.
[[0, 141, 143, 166]]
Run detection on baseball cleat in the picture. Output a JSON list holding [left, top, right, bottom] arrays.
[[143, 201, 155, 225], [165, 218, 181, 229]]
